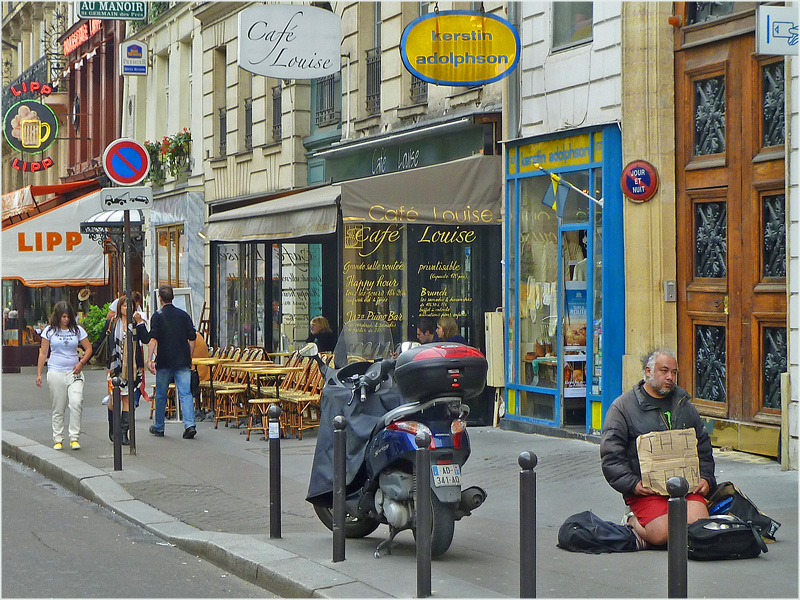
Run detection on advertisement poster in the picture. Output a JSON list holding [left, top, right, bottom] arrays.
[[564, 286, 587, 347]]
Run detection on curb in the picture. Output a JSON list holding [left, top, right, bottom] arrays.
[[1, 430, 384, 599]]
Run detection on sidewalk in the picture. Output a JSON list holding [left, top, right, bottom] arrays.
[[2, 366, 797, 598]]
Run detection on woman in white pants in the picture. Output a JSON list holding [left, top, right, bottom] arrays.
[[36, 301, 92, 450]]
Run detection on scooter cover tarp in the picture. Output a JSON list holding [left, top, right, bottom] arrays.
[[306, 378, 404, 507]]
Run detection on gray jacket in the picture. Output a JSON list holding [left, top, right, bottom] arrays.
[[600, 381, 716, 498]]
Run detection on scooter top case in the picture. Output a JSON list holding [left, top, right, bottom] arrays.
[[394, 343, 487, 403]]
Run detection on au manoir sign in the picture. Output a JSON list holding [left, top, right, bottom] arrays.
[[401, 11, 520, 86]]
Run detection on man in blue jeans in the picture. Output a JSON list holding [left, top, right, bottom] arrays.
[[135, 285, 197, 439]]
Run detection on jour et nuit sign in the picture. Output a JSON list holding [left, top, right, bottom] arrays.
[[401, 11, 520, 86]]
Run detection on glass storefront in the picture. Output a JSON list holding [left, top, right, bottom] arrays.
[[505, 125, 623, 433], [212, 241, 328, 352], [342, 222, 501, 348]]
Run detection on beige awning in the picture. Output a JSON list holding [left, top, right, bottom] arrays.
[[340, 154, 502, 224], [204, 184, 341, 241]]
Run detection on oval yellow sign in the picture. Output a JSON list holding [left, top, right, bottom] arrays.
[[401, 11, 520, 86]]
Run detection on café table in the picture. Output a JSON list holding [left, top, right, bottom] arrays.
[[191, 356, 241, 421], [228, 364, 305, 440]]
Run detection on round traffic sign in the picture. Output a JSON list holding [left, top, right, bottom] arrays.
[[620, 160, 659, 203], [102, 138, 150, 186]]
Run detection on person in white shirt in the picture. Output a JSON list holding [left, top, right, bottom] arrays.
[[36, 301, 92, 450]]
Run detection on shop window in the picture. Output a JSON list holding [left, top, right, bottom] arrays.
[[214, 242, 267, 349], [552, 2, 593, 51], [156, 224, 186, 289], [591, 172, 603, 397], [517, 177, 559, 393]]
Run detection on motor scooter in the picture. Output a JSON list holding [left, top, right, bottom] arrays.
[[304, 319, 488, 558]]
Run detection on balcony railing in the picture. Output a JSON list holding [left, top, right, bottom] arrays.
[[218, 106, 227, 156], [272, 84, 282, 141], [2, 55, 49, 115], [128, 1, 175, 34], [315, 74, 340, 126], [411, 76, 428, 104], [366, 47, 381, 115], [244, 97, 253, 150]]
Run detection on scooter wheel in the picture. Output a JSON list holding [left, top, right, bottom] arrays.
[[313, 504, 381, 538], [413, 495, 456, 558]]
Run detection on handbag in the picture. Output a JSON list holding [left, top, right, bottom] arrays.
[[688, 515, 768, 560]]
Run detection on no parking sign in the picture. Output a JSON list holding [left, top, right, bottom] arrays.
[[103, 138, 150, 186], [620, 160, 659, 203]]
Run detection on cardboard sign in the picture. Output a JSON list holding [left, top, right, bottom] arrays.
[[637, 429, 700, 495]]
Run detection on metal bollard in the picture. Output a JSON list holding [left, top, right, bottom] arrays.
[[268, 404, 282, 539], [415, 431, 432, 599], [332, 415, 347, 562], [519, 451, 538, 598], [112, 377, 122, 471], [667, 476, 689, 598]]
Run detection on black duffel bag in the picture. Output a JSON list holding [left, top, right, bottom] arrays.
[[708, 481, 781, 540], [557, 510, 638, 554], [687, 515, 768, 560]]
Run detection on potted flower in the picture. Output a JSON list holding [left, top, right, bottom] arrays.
[[162, 128, 191, 178], [144, 140, 165, 187]]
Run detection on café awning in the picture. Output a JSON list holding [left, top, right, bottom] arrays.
[[340, 154, 502, 224], [2, 189, 107, 287], [204, 184, 341, 241]]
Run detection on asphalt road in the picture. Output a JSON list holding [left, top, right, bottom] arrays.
[[1, 457, 270, 598]]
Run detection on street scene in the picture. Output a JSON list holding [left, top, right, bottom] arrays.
[[1, 1, 799, 598]]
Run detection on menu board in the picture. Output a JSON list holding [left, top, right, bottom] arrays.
[[418, 259, 471, 318]]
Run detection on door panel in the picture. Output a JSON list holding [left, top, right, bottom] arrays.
[[675, 11, 786, 427]]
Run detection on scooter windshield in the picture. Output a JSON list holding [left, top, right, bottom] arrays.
[[333, 319, 395, 368]]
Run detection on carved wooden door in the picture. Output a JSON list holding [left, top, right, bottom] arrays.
[[674, 8, 786, 429]]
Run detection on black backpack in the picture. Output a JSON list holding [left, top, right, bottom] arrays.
[[557, 510, 638, 554], [687, 515, 768, 560], [707, 481, 781, 540]]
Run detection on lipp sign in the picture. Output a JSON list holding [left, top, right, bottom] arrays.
[[401, 10, 520, 86], [238, 4, 341, 79]]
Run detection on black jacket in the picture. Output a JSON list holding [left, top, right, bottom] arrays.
[[600, 380, 716, 498]]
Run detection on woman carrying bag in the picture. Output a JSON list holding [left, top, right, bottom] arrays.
[[105, 295, 145, 445]]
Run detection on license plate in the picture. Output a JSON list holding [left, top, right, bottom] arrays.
[[431, 463, 461, 487]]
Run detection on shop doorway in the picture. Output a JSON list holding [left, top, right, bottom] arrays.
[[674, 11, 786, 445]]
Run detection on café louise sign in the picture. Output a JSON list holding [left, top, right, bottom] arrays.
[[238, 4, 341, 79], [401, 10, 520, 86]]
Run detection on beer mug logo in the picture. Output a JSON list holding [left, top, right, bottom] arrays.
[[21, 118, 51, 148], [3, 99, 59, 154]]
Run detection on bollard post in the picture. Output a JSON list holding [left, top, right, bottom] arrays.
[[268, 404, 282, 539], [112, 377, 122, 471], [519, 451, 538, 598], [332, 415, 348, 562], [667, 476, 689, 598], [415, 431, 432, 599]]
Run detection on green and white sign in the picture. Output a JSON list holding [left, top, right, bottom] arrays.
[[77, 1, 148, 21]]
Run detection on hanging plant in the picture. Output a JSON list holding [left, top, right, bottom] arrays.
[[144, 139, 165, 187], [163, 128, 191, 178]]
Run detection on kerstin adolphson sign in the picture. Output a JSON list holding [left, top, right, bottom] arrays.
[[238, 4, 341, 78], [401, 10, 520, 86]]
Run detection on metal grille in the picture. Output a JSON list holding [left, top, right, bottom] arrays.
[[366, 47, 381, 115], [2, 55, 48, 115], [315, 74, 340, 126], [695, 201, 727, 278], [762, 62, 785, 147], [762, 327, 787, 410], [763, 194, 786, 278], [272, 84, 282, 141], [694, 75, 725, 156], [218, 107, 227, 156], [244, 97, 253, 151], [411, 76, 428, 104], [695, 325, 726, 403]]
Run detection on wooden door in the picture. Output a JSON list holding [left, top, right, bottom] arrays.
[[674, 9, 786, 429]]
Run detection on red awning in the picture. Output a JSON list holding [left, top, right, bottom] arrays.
[[2, 180, 98, 223]]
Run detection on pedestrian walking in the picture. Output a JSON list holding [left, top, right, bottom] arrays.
[[104, 294, 145, 445], [135, 285, 197, 438], [36, 301, 92, 450]]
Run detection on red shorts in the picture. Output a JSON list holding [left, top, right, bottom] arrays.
[[625, 493, 707, 526]]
